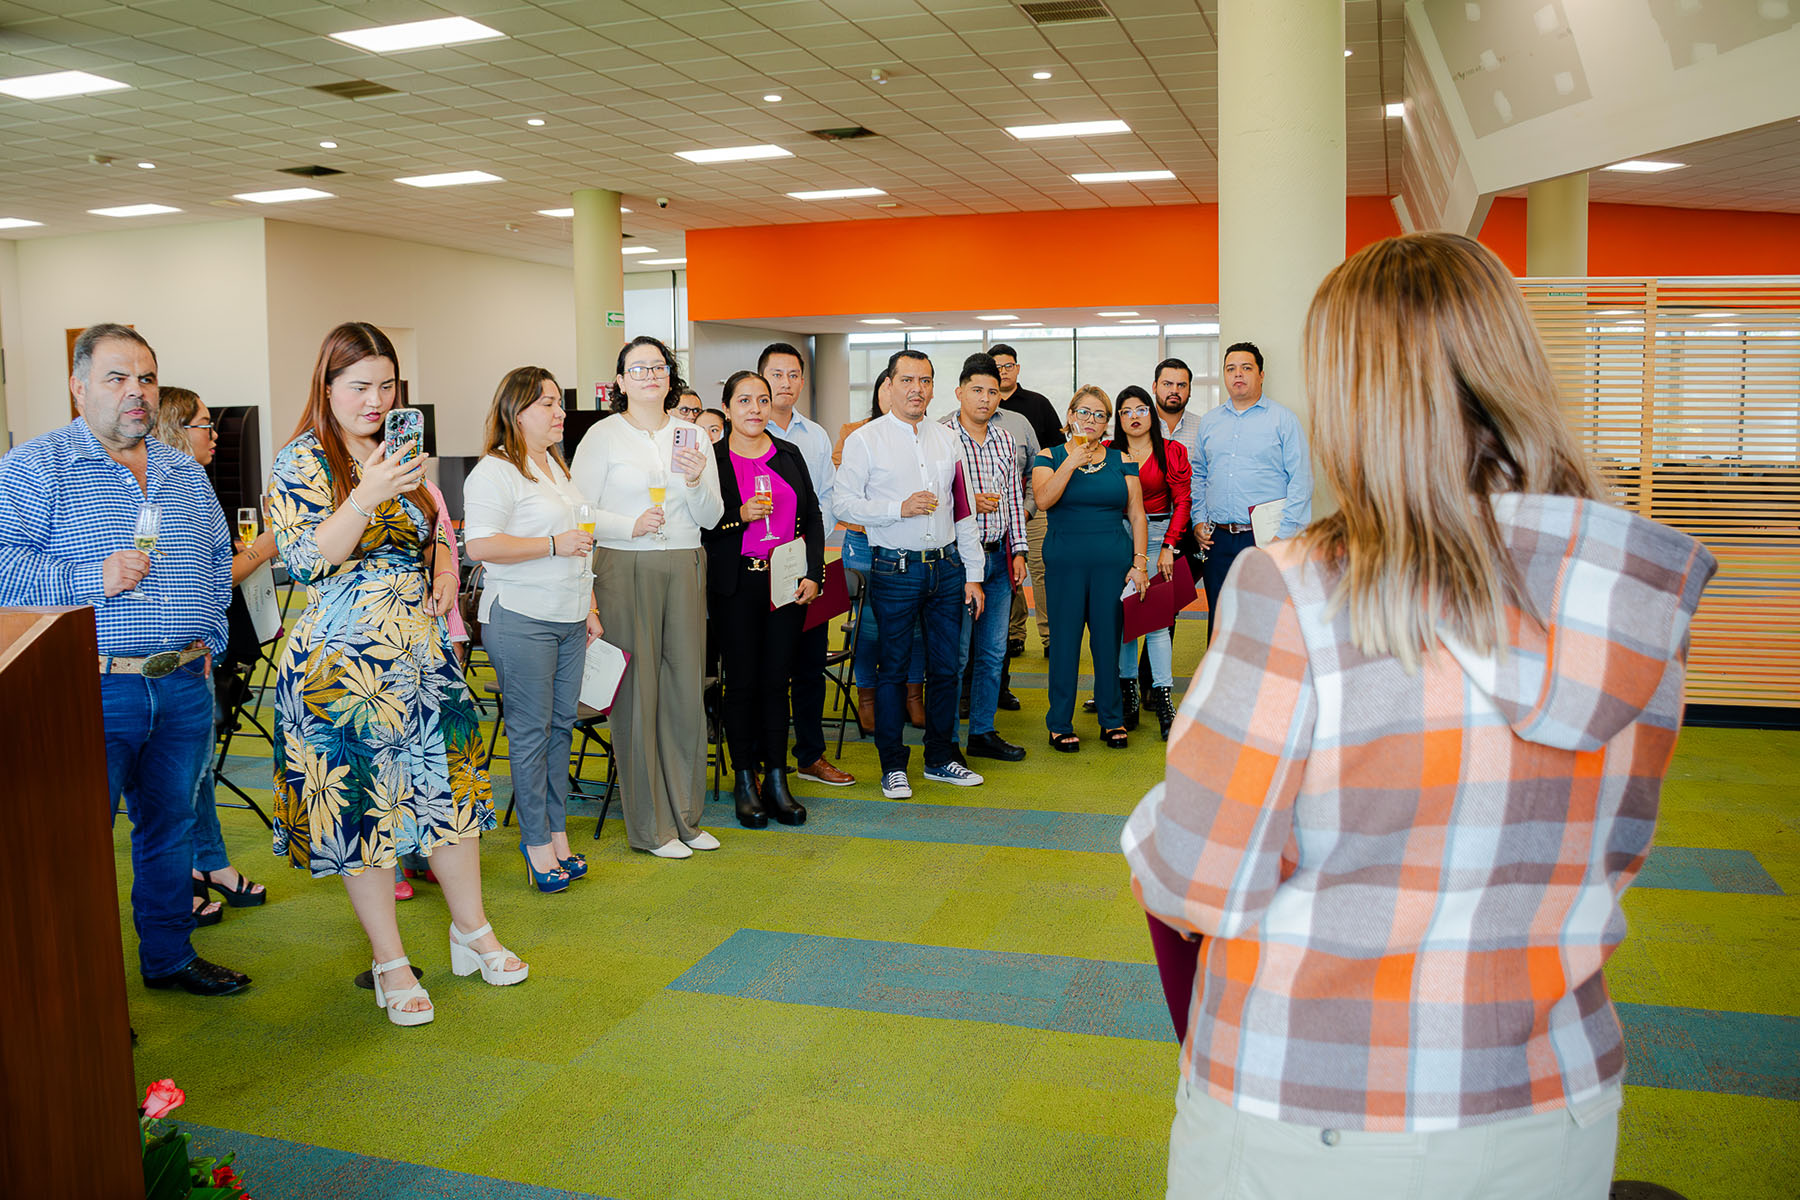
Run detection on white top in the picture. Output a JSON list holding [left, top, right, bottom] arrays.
[[568, 411, 724, 552], [834, 411, 982, 582], [462, 453, 591, 624]]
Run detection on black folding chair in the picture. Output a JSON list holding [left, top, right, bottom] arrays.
[[211, 653, 275, 828], [829, 567, 870, 757]]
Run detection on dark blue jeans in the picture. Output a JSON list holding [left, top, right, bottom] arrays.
[[1201, 528, 1257, 645], [104, 662, 211, 977], [843, 530, 924, 689], [958, 545, 1013, 739], [869, 546, 965, 774]]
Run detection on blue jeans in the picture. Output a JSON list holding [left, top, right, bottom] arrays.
[[188, 676, 230, 874], [869, 546, 965, 774], [104, 662, 212, 977], [843, 530, 923, 689], [1119, 515, 1174, 689], [958, 545, 1013, 738]]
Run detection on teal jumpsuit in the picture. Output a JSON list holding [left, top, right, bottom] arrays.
[[1037, 443, 1137, 737]]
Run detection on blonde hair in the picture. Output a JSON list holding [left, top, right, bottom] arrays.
[[1063, 384, 1111, 436], [1299, 232, 1604, 670], [150, 386, 202, 455]]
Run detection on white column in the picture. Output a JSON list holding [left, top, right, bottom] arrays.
[[1217, 0, 1345, 432], [572, 188, 623, 408], [810, 333, 850, 433], [1526, 173, 1589, 277]]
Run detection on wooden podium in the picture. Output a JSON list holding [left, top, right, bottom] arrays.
[[0, 608, 144, 1198]]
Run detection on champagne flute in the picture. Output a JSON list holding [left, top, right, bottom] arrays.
[[134, 502, 162, 555], [237, 506, 259, 546], [754, 473, 776, 543], [647, 468, 668, 543], [1198, 519, 1214, 563], [574, 502, 596, 582]]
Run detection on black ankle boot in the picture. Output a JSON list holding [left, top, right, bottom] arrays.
[[1121, 680, 1141, 731], [733, 769, 767, 829], [761, 767, 807, 826], [1150, 686, 1176, 741]]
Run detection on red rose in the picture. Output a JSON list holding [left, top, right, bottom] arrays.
[[213, 1165, 237, 1186], [141, 1079, 186, 1119]]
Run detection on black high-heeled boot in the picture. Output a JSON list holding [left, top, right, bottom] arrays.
[[761, 767, 808, 826], [733, 769, 768, 829], [1150, 686, 1176, 741], [1120, 680, 1141, 731]]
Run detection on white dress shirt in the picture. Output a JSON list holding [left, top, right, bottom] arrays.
[[835, 411, 982, 582], [462, 452, 592, 624], [568, 412, 724, 552], [768, 408, 836, 534]]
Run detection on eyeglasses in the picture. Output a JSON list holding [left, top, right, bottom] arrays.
[[183, 421, 216, 432], [1118, 406, 1152, 420], [674, 405, 702, 419], [624, 363, 670, 379], [1071, 407, 1108, 422]]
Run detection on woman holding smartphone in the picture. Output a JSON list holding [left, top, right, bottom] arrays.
[[1032, 386, 1149, 751], [268, 321, 523, 1028], [463, 366, 602, 893], [570, 335, 723, 859], [1113, 384, 1191, 739], [702, 371, 825, 829]]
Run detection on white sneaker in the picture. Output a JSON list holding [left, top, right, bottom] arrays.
[[880, 770, 912, 799], [924, 761, 984, 787], [648, 839, 693, 859], [683, 830, 720, 851]]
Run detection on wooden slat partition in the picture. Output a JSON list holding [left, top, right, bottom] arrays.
[[1524, 279, 1800, 708]]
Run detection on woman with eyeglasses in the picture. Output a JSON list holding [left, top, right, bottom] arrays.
[[570, 335, 724, 859], [1113, 384, 1190, 740], [702, 370, 825, 828], [1032, 385, 1149, 751], [148, 388, 276, 925], [668, 387, 705, 423]]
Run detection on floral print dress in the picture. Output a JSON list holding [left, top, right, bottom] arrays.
[[268, 433, 495, 877]]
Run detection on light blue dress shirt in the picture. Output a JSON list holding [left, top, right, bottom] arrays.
[[0, 419, 231, 657], [1189, 395, 1313, 538], [768, 408, 836, 534]]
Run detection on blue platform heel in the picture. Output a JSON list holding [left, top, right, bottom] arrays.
[[520, 843, 570, 893]]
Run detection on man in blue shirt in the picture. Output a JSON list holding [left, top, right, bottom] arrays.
[[0, 324, 248, 997], [1191, 341, 1313, 643], [760, 341, 855, 787]]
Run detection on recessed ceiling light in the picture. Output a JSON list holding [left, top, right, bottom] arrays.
[[89, 204, 180, 217], [1032, 71, 1053, 80], [1072, 169, 1175, 183], [1384, 101, 1404, 118], [330, 16, 505, 54], [621, 245, 658, 255], [621, 207, 632, 213], [787, 187, 886, 201], [1005, 119, 1131, 140], [1119, 318, 1157, 324], [1006, 322, 1044, 328], [1603, 160, 1685, 173], [676, 144, 792, 164], [976, 315, 1019, 321], [763, 93, 782, 102], [538, 207, 574, 218], [0, 217, 44, 229], [234, 187, 334, 204], [876, 202, 900, 209], [0, 70, 130, 100], [395, 170, 503, 188], [137, 161, 155, 169], [1097, 311, 1138, 317], [526, 117, 545, 127], [319, 140, 338, 149], [1345, 48, 1354, 57], [639, 258, 687, 265], [860, 318, 905, 325]]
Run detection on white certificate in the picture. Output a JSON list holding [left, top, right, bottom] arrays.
[[769, 538, 808, 608], [579, 637, 630, 714], [1249, 499, 1286, 546]]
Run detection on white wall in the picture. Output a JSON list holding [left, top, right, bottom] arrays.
[[5, 220, 271, 461], [0, 239, 18, 450], [263, 219, 575, 459]]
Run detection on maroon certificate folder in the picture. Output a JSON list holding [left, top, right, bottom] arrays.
[[1121, 556, 1197, 644], [1147, 914, 1203, 1043], [803, 559, 851, 632]]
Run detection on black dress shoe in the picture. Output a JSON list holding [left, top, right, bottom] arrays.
[[1007, 638, 1025, 658], [732, 768, 768, 829], [966, 731, 1026, 761], [143, 957, 250, 997], [760, 767, 807, 826], [996, 688, 1021, 711]]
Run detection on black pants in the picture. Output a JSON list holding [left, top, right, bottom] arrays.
[[789, 621, 828, 767], [1201, 529, 1257, 645], [713, 584, 804, 772]]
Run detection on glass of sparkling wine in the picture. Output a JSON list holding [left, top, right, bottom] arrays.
[[647, 469, 668, 542], [575, 503, 596, 579], [134, 502, 161, 555], [754, 473, 776, 542], [237, 506, 259, 546]]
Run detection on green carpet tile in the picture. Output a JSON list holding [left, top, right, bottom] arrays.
[[118, 624, 1800, 1200]]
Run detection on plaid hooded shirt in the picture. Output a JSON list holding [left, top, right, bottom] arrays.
[[1122, 493, 1716, 1132]]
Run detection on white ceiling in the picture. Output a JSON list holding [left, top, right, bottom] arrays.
[[0, 1, 1788, 275], [713, 299, 1219, 335]]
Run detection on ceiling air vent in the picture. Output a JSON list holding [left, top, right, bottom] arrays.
[[808, 126, 878, 142], [1019, 1, 1111, 23], [310, 79, 400, 100], [278, 165, 345, 178]]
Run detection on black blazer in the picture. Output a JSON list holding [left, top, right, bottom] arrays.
[[702, 437, 825, 597]]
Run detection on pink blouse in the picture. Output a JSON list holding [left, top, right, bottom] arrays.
[[729, 443, 798, 558]]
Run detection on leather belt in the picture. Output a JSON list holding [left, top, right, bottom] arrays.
[[981, 539, 1005, 553], [100, 644, 207, 678], [1218, 523, 1253, 534], [743, 557, 771, 573], [874, 546, 955, 564]]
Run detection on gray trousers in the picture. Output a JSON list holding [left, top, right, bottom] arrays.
[[592, 547, 708, 850], [484, 601, 586, 849]]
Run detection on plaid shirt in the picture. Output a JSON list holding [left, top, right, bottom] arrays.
[[1123, 494, 1715, 1132], [942, 414, 1027, 558]]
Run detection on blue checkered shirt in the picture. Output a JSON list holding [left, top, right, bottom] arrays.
[[0, 419, 230, 657]]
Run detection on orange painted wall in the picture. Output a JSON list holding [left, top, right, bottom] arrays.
[[687, 199, 1800, 322]]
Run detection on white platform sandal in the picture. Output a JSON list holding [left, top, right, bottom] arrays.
[[448, 921, 529, 986], [371, 955, 433, 1027]]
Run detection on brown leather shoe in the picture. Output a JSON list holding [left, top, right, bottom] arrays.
[[905, 683, 926, 728], [797, 757, 855, 787], [855, 686, 876, 735]]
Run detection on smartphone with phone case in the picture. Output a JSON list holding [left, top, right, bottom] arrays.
[[670, 424, 698, 471], [384, 408, 424, 464]]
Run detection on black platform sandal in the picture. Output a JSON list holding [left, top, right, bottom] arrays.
[[192, 880, 224, 927], [1102, 727, 1129, 749], [1050, 732, 1081, 753], [201, 868, 266, 908]]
